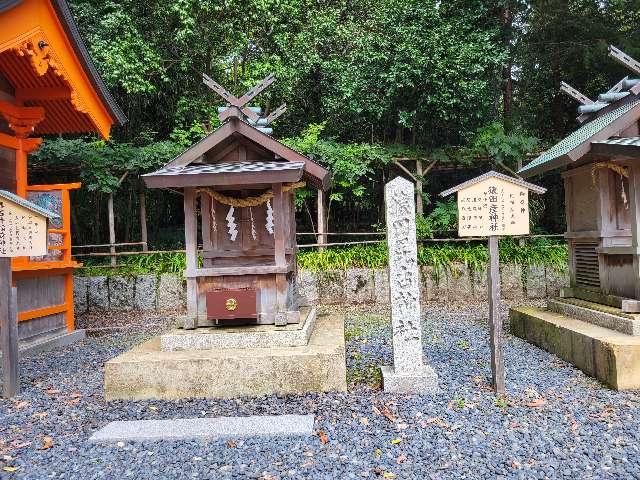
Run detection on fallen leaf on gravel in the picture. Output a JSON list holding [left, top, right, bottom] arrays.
[[227, 439, 237, 448], [380, 405, 396, 423], [45, 389, 61, 395], [590, 406, 615, 420], [31, 412, 47, 419], [525, 398, 547, 408], [359, 417, 369, 426], [12, 401, 28, 410], [318, 430, 329, 444], [570, 420, 579, 435], [260, 474, 278, 480], [421, 417, 449, 429], [383, 472, 397, 479], [39, 437, 54, 450], [69, 392, 83, 398], [390, 438, 402, 445], [396, 454, 407, 464], [2, 466, 18, 473], [148, 406, 158, 411], [12, 442, 31, 449], [374, 448, 382, 458], [511, 460, 521, 469]]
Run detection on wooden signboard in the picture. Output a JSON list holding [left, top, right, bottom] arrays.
[[441, 172, 546, 395], [0, 190, 57, 398], [456, 176, 532, 237], [0, 194, 50, 257]]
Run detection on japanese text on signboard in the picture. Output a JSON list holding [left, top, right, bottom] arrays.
[[0, 200, 48, 257], [457, 177, 530, 237]]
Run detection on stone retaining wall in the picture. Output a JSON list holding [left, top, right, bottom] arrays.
[[74, 264, 568, 314]]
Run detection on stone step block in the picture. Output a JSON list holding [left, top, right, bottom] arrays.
[[160, 308, 317, 351], [548, 298, 640, 336], [89, 414, 314, 443], [510, 306, 640, 390]]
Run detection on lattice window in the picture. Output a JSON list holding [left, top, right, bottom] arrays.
[[574, 241, 600, 288]]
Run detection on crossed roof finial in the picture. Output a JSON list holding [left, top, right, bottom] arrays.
[[202, 73, 287, 126]]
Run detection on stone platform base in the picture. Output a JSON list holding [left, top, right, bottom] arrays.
[[510, 306, 640, 390], [381, 365, 439, 394], [104, 314, 346, 400]]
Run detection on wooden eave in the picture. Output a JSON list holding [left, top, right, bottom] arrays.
[[163, 118, 331, 190], [0, 0, 126, 139]]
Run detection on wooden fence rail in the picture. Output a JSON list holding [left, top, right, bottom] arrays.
[[71, 233, 565, 267]]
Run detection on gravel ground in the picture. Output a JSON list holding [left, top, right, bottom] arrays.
[[2, 304, 640, 480]]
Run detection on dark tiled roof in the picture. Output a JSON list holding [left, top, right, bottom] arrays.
[[146, 161, 305, 177]]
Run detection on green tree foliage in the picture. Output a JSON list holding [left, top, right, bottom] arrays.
[[32, 0, 639, 245], [69, 0, 506, 145], [32, 138, 183, 193]]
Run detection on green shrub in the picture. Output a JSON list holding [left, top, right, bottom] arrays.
[[77, 237, 567, 277]]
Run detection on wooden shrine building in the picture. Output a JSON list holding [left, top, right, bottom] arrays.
[[0, 0, 125, 349], [511, 46, 640, 389], [144, 75, 330, 327], [519, 46, 640, 309]]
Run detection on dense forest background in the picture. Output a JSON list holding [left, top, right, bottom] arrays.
[[29, 0, 640, 248]]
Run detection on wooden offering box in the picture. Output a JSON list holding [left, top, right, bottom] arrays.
[[144, 75, 330, 327]]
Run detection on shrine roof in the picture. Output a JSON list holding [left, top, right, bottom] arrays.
[[594, 136, 640, 146], [519, 99, 640, 177], [0, 0, 126, 138], [143, 161, 305, 189], [0, 188, 59, 219], [153, 118, 331, 190], [440, 170, 546, 197], [591, 136, 640, 158]]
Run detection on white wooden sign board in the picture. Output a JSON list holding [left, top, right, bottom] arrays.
[[457, 177, 530, 237], [0, 197, 49, 258]]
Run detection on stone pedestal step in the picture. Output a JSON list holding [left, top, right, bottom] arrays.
[[547, 298, 640, 336], [160, 308, 316, 351], [509, 306, 640, 390]]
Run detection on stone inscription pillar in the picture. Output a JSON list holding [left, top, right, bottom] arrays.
[[381, 177, 438, 393]]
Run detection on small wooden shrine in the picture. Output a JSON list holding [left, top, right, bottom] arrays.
[[144, 75, 330, 327], [519, 45, 640, 310], [0, 0, 125, 350], [511, 46, 640, 390]]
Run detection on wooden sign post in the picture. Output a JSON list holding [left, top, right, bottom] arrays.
[[0, 190, 58, 398], [441, 172, 546, 395]]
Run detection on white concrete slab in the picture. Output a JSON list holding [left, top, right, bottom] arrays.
[[89, 414, 314, 443]]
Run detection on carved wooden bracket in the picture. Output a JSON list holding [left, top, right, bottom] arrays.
[[13, 36, 52, 76], [0, 100, 45, 138], [12, 35, 88, 114]]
